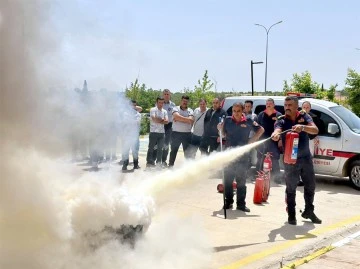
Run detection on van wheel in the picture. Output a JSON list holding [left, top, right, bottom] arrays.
[[349, 160, 360, 191]]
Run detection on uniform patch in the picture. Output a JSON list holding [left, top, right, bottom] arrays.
[[241, 124, 247, 127], [272, 117, 277, 121], [298, 117, 305, 123], [253, 121, 259, 126]]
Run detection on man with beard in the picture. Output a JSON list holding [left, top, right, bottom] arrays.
[[168, 95, 194, 167], [200, 97, 227, 155], [219, 102, 264, 212], [272, 96, 322, 225], [256, 98, 282, 183]]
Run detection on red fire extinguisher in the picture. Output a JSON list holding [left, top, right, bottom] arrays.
[[253, 173, 264, 204], [262, 153, 272, 202], [263, 153, 272, 172], [284, 132, 299, 164]]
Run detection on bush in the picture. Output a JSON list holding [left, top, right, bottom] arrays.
[[140, 116, 150, 135]]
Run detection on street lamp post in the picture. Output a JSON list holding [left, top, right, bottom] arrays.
[[255, 20, 283, 92], [251, 61, 263, 96]]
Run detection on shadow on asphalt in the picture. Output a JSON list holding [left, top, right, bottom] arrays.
[[267, 222, 317, 242], [82, 167, 103, 172], [214, 242, 264, 253], [211, 208, 261, 220]]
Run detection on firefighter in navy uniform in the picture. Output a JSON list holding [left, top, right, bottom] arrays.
[[272, 96, 322, 225], [219, 102, 264, 212], [256, 98, 282, 183]]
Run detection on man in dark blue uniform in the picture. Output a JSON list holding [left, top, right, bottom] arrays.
[[220, 102, 264, 212], [256, 98, 282, 183], [272, 96, 322, 225]]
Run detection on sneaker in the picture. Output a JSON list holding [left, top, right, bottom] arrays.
[[236, 205, 250, 212], [288, 215, 297, 225], [223, 203, 233, 209], [301, 210, 322, 224]]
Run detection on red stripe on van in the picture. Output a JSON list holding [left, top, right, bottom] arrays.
[[332, 151, 356, 158]]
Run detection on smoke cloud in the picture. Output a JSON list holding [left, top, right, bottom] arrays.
[[0, 1, 212, 269]]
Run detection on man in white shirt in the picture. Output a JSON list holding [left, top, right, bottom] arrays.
[[168, 95, 194, 167], [153, 89, 176, 166], [189, 98, 208, 158], [146, 97, 169, 168]]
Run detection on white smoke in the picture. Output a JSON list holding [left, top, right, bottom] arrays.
[[0, 1, 213, 269]]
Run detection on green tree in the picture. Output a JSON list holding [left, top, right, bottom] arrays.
[[326, 83, 337, 102], [290, 71, 320, 94], [345, 69, 360, 116], [189, 70, 216, 108], [125, 79, 162, 112], [282, 80, 291, 93]]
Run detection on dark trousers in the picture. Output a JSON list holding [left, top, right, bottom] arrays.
[[199, 136, 219, 155], [168, 131, 192, 166], [154, 122, 172, 163], [256, 140, 281, 181], [146, 132, 165, 165], [224, 156, 249, 207], [284, 157, 316, 216], [188, 134, 205, 158]]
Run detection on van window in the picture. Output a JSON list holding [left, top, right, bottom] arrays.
[[254, 105, 285, 115], [311, 109, 340, 137]]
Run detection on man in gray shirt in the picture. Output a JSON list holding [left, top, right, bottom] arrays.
[[168, 95, 194, 167]]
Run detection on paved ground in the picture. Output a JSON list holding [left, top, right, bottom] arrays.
[[77, 136, 360, 269]]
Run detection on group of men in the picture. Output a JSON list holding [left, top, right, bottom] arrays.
[[145, 90, 231, 169], [130, 91, 322, 226]]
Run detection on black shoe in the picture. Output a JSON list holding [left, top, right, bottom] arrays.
[[146, 163, 155, 168], [236, 205, 250, 212], [288, 216, 297, 225], [223, 203, 233, 209], [134, 165, 141, 169], [301, 210, 322, 224], [297, 180, 304, 186]]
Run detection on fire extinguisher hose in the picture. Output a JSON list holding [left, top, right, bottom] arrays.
[[266, 129, 293, 142]]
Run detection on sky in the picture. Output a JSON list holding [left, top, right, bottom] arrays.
[[48, 0, 360, 92]]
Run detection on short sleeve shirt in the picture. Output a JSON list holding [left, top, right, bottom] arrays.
[[172, 106, 194, 132], [192, 107, 208, 136], [163, 100, 176, 123], [223, 114, 261, 147], [149, 107, 168, 133], [257, 110, 282, 138], [274, 112, 313, 158]]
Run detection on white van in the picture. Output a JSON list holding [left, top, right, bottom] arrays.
[[221, 96, 360, 190]]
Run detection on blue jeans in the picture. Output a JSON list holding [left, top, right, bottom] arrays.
[[122, 137, 140, 161]]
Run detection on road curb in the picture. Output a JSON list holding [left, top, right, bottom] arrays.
[[282, 230, 360, 268]]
